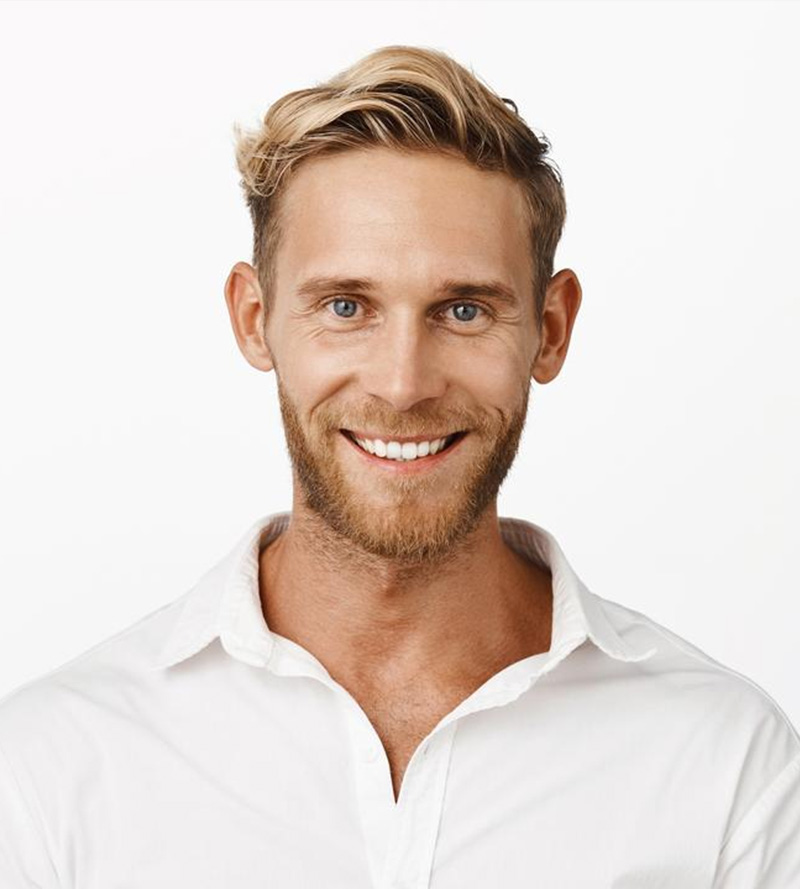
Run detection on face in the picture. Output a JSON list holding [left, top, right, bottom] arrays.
[[232, 147, 569, 565]]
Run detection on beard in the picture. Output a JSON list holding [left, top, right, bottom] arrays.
[[274, 374, 530, 567]]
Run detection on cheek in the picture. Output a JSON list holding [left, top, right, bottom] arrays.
[[457, 351, 529, 407], [279, 345, 351, 414]]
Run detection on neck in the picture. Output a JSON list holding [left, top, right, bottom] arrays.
[[259, 500, 553, 691]]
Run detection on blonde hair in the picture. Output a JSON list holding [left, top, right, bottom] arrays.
[[233, 45, 566, 330]]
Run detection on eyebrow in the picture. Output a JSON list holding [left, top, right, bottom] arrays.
[[295, 276, 519, 306]]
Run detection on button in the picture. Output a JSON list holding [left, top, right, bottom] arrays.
[[362, 742, 380, 763]]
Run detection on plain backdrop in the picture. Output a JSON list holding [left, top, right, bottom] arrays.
[[1, 0, 797, 728]]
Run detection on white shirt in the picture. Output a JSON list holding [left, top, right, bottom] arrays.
[[1, 512, 798, 888]]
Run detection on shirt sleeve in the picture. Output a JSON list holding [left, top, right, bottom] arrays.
[[0, 742, 59, 889], [712, 751, 800, 887]]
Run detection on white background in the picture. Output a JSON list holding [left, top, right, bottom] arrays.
[[1, 0, 797, 728]]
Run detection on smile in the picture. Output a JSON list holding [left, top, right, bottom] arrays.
[[340, 429, 468, 465]]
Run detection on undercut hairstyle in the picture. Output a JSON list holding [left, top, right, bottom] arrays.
[[232, 45, 566, 331]]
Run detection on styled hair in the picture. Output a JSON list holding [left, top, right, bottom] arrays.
[[233, 45, 566, 330]]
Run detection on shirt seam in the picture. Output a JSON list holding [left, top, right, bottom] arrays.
[[717, 749, 800, 855], [636, 617, 800, 852], [0, 739, 61, 887]]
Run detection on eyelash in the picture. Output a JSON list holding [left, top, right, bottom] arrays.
[[319, 297, 492, 324]]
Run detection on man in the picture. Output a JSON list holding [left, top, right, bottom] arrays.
[[0, 45, 798, 888]]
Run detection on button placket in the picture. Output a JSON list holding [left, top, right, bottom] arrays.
[[380, 721, 457, 889], [341, 699, 397, 888]]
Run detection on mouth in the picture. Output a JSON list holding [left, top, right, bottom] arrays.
[[339, 429, 468, 468]]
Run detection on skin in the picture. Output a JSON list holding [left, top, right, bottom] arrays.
[[224, 146, 581, 798]]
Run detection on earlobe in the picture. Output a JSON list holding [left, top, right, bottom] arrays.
[[223, 261, 275, 373]]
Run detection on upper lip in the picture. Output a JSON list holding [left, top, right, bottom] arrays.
[[343, 429, 464, 444]]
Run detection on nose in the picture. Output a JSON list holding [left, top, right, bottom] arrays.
[[362, 310, 448, 412]]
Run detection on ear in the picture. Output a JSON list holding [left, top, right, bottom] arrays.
[[223, 261, 275, 372], [531, 268, 582, 384]]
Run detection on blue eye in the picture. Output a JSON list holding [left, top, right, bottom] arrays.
[[450, 303, 480, 322], [322, 298, 488, 324], [329, 298, 358, 318]]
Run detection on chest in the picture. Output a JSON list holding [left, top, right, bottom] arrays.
[[350, 682, 476, 802]]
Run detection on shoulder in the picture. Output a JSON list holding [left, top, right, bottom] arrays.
[[601, 591, 798, 741], [594, 591, 800, 836], [0, 594, 185, 754]]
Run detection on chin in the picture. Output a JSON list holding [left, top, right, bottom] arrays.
[[313, 484, 488, 564]]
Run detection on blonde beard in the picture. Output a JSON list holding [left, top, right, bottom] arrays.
[[274, 374, 530, 567]]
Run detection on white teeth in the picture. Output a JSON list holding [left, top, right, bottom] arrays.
[[351, 433, 458, 461], [401, 442, 417, 460]]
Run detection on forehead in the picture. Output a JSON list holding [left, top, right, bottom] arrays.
[[273, 147, 532, 291]]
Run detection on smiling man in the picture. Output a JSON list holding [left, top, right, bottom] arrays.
[[1, 45, 799, 889]]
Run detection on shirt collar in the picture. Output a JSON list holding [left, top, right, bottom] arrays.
[[150, 511, 657, 672]]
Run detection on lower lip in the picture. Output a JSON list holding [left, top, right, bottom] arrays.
[[340, 431, 468, 473]]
